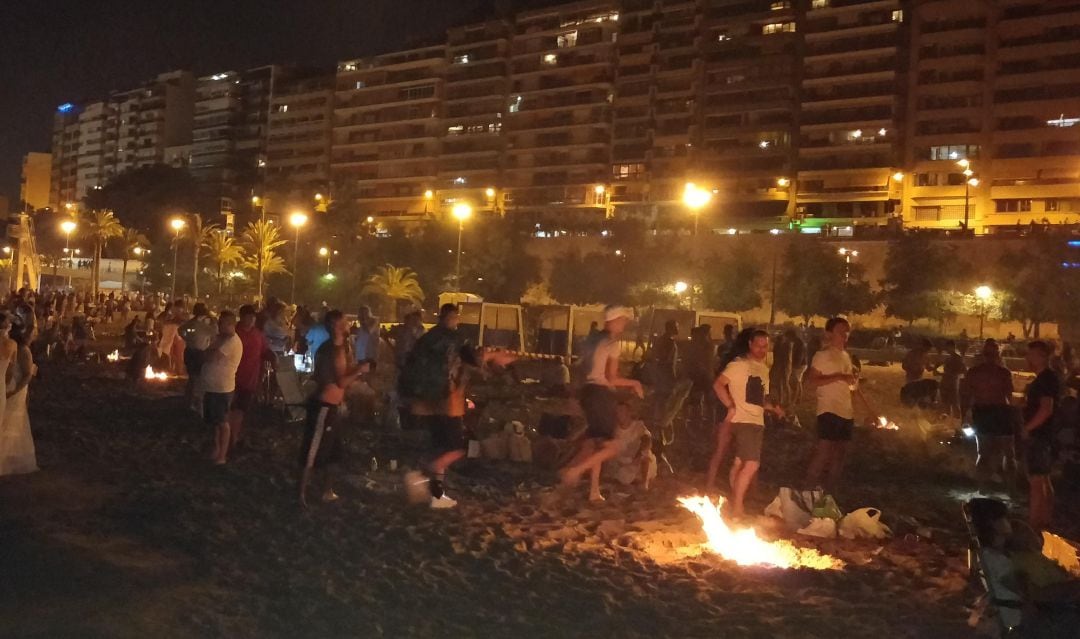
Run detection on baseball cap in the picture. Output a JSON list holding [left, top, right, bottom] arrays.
[[604, 305, 633, 323]]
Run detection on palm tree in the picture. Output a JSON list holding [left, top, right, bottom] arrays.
[[119, 228, 150, 294], [203, 229, 246, 295], [241, 220, 288, 302], [362, 264, 424, 320], [188, 213, 219, 299], [84, 209, 124, 297]]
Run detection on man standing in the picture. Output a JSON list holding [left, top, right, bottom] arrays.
[[650, 319, 679, 433], [803, 317, 857, 492], [560, 305, 644, 502], [299, 310, 368, 507], [352, 305, 380, 364], [940, 339, 967, 418], [180, 302, 217, 411], [709, 329, 784, 519], [685, 325, 716, 434], [228, 305, 275, 453], [201, 311, 244, 465], [1022, 341, 1059, 530], [401, 304, 514, 508], [961, 339, 1016, 488]]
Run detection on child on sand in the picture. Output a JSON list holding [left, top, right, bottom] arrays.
[[604, 401, 656, 491]]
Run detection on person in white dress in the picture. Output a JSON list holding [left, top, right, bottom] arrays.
[[0, 317, 36, 476]]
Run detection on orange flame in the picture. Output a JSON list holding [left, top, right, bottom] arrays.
[[106, 349, 120, 362], [678, 495, 842, 570], [144, 365, 168, 381]]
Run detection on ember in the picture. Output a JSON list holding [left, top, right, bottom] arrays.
[[678, 495, 842, 570], [144, 365, 168, 381]]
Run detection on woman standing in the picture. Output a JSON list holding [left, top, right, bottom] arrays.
[[0, 316, 35, 476]]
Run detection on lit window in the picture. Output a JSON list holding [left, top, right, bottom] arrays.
[[811, 0, 829, 7], [770, 1, 791, 10], [453, 177, 467, 185], [1048, 116, 1080, 128], [891, 10, 903, 22], [509, 95, 523, 113], [355, 81, 366, 89], [543, 53, 558, 65], [717, 33, 731, 42], [447, 125, 464, 136], [725, 74, 745, 84], [277, 104, 288, 113], [557, 31, 578, 48], [453, 54, 470, 65], [1047, 199, 1061, 212], [762, 22, 796, 35]]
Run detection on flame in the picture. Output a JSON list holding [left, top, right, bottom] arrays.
[[876, 416, 899, 430], [678, 495, 842, 570], [144, 365, 168, 381], [106, 350, 120, 362]]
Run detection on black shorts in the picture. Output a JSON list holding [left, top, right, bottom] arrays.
[[422, 415, 467, 453], [184, 348, 204, 376], [1026, 436, 1054, 476], [203, 391, 233, 426], [817, 412, 854, 442], [231, 388, 256, 412], [972, 405, 1016, 438], [299, 402, 343, 470], [580, 384, 618, 440]]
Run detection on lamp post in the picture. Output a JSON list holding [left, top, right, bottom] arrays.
[[60, 219, 77, 288], [423, 189, 434, 215], [169, 217, 186, 300], [957, 159, 978, 232], [682, 182, 712, 237], [975, 284, 993, 339], [319, 246, 331, 275], [452, 202, 473, 291], [837, 247, 859, 285], [289, 211, 309, 303]]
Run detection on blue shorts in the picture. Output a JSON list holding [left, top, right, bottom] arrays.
[[203, 391, 233, 426]]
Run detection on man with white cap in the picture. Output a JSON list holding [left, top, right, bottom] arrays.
[[560, 304, 644, 501]]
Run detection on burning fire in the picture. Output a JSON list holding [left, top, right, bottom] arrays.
[[144, 365, 168, 381], [678, 495, 842, 570], [106, 350, 120, 362], [876, 416, 899, 430]]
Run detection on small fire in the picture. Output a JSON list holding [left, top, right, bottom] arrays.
[[144, 365, 168, 381], [678, 495, 842, 570], [876, 416, 899, 430], [106, 350, 120, 362]]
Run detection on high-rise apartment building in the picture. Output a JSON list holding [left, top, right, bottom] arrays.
[[191, 66, 279, 210], [265, 68, 335, 193], [333, 45, 446, 219], [20, 152, 52, 212]]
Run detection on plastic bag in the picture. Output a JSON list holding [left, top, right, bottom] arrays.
[[812, 494, 844, 522], [839, 508, 893, 540], [798, 517, 837, 539], [777, 487, 822, 531]]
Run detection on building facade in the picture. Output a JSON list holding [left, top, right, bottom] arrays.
[[20, 153, 51, 212], [265, 68, 336, 195]]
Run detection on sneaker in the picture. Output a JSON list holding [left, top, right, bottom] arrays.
[[430, 493, 458, 509], [404, 471, 430, 504]]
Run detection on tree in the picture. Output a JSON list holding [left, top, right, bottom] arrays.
[[362, 264, 424, 320], [777, 238, 875, 322], [996, 236, 1080, 338], [203, 229, 246, 296], [119, 228, 149, 293], [83, 209, 124, 297], [242, 220, 288, 302], [549, 249, 631, 305], [701, 244, 763, 313], [188, 213, 219, 299], [881, 234, 964, 325], [83, 165, 214, 237], [460, 221, 541, 302]]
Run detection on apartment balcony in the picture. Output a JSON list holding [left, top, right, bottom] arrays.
[[802, 68, 894, 87]]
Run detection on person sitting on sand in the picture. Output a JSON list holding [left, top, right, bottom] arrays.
[[560, 305, 644, 502], [708, 328, 784, 520], [299, 310, 369, 507], [603, 401, 656, 491]]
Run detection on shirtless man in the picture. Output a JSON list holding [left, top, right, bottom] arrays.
[[960, 339, 1016, 488]]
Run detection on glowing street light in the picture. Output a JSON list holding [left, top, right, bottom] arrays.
[[674, 281, 689, 294], [838, 247, 859, 285], [289, 211, 308, 303], [975, 285, 993, 339], [58, 219, 77, 288], [423, 189, 434, 214], [683, 182, 712, 236], [318, 246, 338, 275], [892, 171, 904, 182], [776, 177, 790, 187], [452, 202, 473, 291], [169, 217, 186, 299], [958, 159, 977, 232]]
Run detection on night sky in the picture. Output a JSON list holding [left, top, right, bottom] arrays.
[[0, 0, 557, 203]]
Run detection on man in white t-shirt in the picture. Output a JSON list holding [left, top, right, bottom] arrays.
[[803, 317, 858, 490], [201, 310, 244, 465], [710, 329, 784, 519]]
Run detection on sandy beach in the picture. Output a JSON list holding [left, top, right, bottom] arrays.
[[2, 355, 1075, 638]]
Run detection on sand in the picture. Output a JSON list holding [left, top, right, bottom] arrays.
[[2, 353, 1074, 638]]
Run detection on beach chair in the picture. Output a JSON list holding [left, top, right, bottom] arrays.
[[962, 498, 1024, 635]]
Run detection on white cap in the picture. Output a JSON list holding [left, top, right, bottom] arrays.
[[604, 305, 633, 323]]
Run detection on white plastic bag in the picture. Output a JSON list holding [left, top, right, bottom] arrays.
[[839, 508, 893, 540], [764, 496, 783, 519], [778, 487, 822, 531], [797, 517, 837, 539]]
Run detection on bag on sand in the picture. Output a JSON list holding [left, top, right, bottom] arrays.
[[797, 517, 838, 539], [839, 508, 893, 540], [812, 495, 844, 522], [776, 487, 824, 530]]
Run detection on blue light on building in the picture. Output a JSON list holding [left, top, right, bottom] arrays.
[[57, 103, 74, 113]]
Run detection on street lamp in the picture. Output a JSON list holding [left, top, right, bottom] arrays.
[[423, 189, 434, 214], [452, 202, 473, 291], [168, 217, 186, 299], [975, 285, 993, 339], [289, 211, 308, 303], [318, 246, 338, 275], [60, 219, 77, 288], [838, 247, 859, 285], [674, 281, 688, 294], [957, 159, 978, 232], [683, 182, 712, 236]]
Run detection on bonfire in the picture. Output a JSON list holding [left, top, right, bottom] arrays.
[[106, 349, 120, 362], [144, 365, 168, 381], [678, 495, 842, 570], [876, 416, 899, 431]]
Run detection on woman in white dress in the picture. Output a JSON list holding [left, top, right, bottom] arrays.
[[0, 317, 36, 476]]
